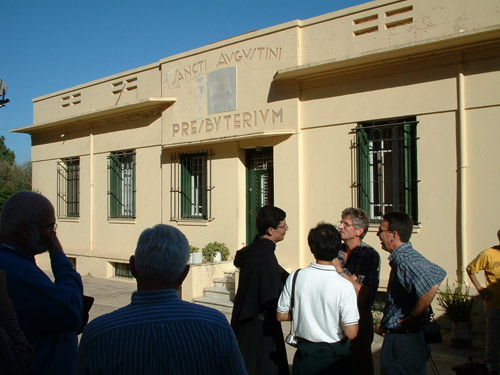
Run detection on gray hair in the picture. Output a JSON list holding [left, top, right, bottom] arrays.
[[134, 224, 190, 283], [341, 207, 369, 239], [0, 191, 50, 236]]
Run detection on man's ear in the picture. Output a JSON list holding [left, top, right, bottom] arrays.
[[129, 255, 138, 279], [391, 230, 400, 243], [16, 222, 33, 241], [177, 264, 190, 286]]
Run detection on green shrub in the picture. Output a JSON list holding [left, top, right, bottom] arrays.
[[189, 245, 200, 254], [437, 281, 476, 323], [202, 241, 230, 262]]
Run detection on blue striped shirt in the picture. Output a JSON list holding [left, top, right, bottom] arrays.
[[75, 289, 246, 375], [381, 242, 446, 330]]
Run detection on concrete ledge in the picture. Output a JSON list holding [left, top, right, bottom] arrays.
[[181, 261, 235, 302]]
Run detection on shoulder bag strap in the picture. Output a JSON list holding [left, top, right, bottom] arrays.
[[288, 269, 301, 319]]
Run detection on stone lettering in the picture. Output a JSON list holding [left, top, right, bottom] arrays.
[[173, 123, 180, 136], [206, 118, 213, 132], [217, 54, 228, 66], [243, 48, 256, 60], [259, 109, 269, 123], [216, 47, 282, 67], [214, 116, 221, 131], [243, 112, 251, 127], [171, 107, 284, 137], [272, 108, 283, 123], [224, 115, 232, 130], [167, 60, 207, 88], [182, 122, 189, 136]]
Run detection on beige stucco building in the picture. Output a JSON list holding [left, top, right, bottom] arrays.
[[14, 0, 500, 301]]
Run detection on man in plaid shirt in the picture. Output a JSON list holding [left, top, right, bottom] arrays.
[[378, 211, 446, 375]]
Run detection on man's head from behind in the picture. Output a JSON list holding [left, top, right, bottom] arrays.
[[308, 222, 341, 261], [131, 224, 190, 289], [0, 191, 56, 256]]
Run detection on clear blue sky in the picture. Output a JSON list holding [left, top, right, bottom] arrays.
[[1, 0, 366, 163]]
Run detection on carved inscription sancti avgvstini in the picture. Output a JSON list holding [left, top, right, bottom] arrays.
[[172, 108, 283, 137], [165, 46, 282, 88]]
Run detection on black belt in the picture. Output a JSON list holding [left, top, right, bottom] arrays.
[[297, 336, 349, 345], [385, 327, 422, 334]]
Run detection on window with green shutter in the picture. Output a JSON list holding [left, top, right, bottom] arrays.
[[108, 150, 136, 218], [180, 154, 207, 218], [170, 151, 213, 221], [57, 157, 80, 218], [355, 117, 418, 223]]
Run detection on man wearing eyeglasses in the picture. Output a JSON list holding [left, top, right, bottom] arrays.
[[231, 205, 290, 375], [332, 207, 380, 375], [377, 211, 446, 375], [0, 191, 85, 375]]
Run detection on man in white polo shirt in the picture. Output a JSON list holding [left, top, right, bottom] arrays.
[[277, 222, 359, 374]]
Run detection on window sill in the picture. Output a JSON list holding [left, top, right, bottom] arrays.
[[108, 218, 137, 224], [174, 219, 211, 227], [58, 217, 80, 223]]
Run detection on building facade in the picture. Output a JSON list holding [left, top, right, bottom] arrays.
[[14, 0, 500, 298]]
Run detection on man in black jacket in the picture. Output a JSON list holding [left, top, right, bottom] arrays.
[[231, 205, 290, 375]]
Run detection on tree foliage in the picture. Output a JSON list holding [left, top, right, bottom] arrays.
[[0, 137, 32, 211], [0, 136, 15, 165]]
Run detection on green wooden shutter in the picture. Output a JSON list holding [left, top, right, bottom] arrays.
[[403, 121, 418, 222], [67, 160, 79, 217], [357, 126, 371, 213], [200, 155, 208, 219], [109, 154, 122, 217], [132, 153, 136, 217], [180, 157, 192, 218]]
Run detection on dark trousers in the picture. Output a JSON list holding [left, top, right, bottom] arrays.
[[292, 337, 353, 375], [350, 310, 375, 375]]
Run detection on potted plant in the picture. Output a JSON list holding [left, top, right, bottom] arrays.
[[202, 242, 230, 263], [437, 281, 476, 348], [189, 245, 202, 264]]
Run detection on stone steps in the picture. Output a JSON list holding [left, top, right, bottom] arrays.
[[193, 270, 235, 319]]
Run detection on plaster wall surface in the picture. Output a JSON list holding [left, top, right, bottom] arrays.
[[20, 0, 500, 296], [33, 65, 161, 124]]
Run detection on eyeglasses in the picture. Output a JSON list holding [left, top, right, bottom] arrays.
[[377, 228, 392, 236], [277, 224, 289, 230], [339, 221, 354, 228]]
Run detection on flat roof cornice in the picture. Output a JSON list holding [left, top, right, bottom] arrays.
[[12, 97, 176, 134], [274, 28, 500, 82]]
